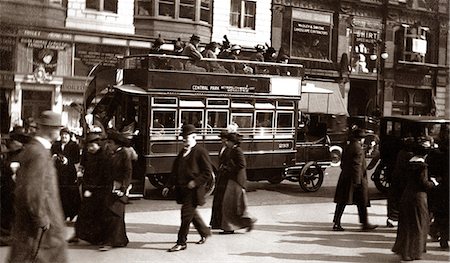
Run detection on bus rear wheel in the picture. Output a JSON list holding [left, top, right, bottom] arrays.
[[299, 161, 324, 192], [148, 174, 167, 189]]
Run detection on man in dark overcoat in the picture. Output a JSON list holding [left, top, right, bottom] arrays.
[[8, 111, 67, 262], [162, 124, 212, 252], [51, 127, 81, 221], [332, 128, 378, 231]]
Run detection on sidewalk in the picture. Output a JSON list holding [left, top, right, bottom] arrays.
[[1, 199, 448, 263]]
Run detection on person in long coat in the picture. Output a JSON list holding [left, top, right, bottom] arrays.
[[162, 124, 212, 252], [182, 34, 206, 72], [68, 132, 110, 245], [217, 132, 256, 234], [392, 138, 439, 261], [386, 138, 414, 227], [100, 130, 132, 251], [51, 127, 81, 221], [8, 111, 67, 263], [332, 128, 378, 231], [210, 130, 230, 229]]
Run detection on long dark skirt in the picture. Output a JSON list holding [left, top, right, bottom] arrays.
[[392, 192, 429, 260], [75, 189, 107, 245], [210, 172, 228, 229], [221, 180, 254, 231], [59, 185, 81, 220], [103, 197, 128, 247]]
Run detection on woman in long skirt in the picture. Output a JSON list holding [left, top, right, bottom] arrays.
[[217, 132, 256, 234], [392, 138, 439, 261]]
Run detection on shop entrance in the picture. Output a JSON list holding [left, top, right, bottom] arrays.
[[22, 90, 52, 120], [348, 80, 377, 116]]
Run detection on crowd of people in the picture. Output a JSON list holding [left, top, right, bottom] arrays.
[[0, 111, 448, 261], [143, 34, 294, 75]]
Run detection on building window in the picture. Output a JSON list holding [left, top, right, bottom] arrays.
[[200, 0, 211, 23], [159, 0, 175, 17], [179, 0, 195, 20], [86, 0, 118, 13], [0, 36, 14, 71], [136, 0, 153, 16], [230, 0, 256, 30], [290, 9, 332, 60], [350, 29, 380, 73], [396, 24, 431, 64]]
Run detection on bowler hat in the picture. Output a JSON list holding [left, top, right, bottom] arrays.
[[351, 128, 366, 139], [180, 124, 197, 137], [60, 127, 71, 136], [86, 132, 102, 143], [107, 129, 129, 146], [227, 132, 242, 144], [190, 34, 201, 42], [36, 111, 62, 127]]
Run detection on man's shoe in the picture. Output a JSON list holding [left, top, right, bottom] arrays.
[[219, 230, 234, 235], [98, 245, 112, 251], [440, 239, 449, 249], [362, 224, 378, 231], [168, 244, 187, 252], [196, 236, 207, 244], [246, 219, 257, 232], [67, 236, 79, 243], [332, 224, 345, 231], [386, 219, 395, 228]]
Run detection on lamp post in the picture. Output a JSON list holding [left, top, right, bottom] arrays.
[[370, 41, 388, 116]]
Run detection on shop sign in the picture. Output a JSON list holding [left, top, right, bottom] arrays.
[[62, 78, 90, 93], [291, 21, 330, 60], [0, 72, 14, 88], [19, 29, 72, 41], [20, 38, 68, 50], [75, 43, 125, 67], [353, 29, 379, 43]]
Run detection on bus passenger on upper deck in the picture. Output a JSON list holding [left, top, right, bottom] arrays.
[[182, 34, 207, 72], [201, 42, 229, 73], [148, 35, 169, 69]]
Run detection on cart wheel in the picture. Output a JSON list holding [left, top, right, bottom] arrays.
[[299, 161, 324, 192], [148, 174, 167, 189], [372, 163, 390, 193]]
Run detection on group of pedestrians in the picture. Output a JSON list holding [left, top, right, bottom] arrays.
[[332, 126, 448, 262], [162, 124, 256, 252]]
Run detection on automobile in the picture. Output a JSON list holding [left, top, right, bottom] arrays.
[[370, 116, 449, 193]]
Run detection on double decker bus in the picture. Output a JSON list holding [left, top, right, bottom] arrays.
[[89, 55, 335, 198]]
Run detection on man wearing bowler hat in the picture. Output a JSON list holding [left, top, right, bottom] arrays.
[[332, 128, 378, 232], [8, 110, 67, 262], [182, 34, 207, 72], [162, 124, 212, 252]]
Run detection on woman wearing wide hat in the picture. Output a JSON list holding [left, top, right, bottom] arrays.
[[216, 132, 256, 234], [392, 138, 439, 261]]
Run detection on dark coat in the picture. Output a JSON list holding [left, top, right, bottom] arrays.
[[76, 147, 111, 245], [167, 144, 213, 206], [210, 146, 230, 229], [392, 159, 435, 260], [334, 139, 370, 206], [51, 140, 80, 219], [224, 146, 247, 189], [9, 138, 67, 262]]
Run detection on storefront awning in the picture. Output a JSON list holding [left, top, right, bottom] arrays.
[[299, 81, 348, 116]]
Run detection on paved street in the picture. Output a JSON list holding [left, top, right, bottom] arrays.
[[1, 167, 449, 263]]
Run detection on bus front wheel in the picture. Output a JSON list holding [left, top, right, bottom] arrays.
[[299, 161, 324, 192]]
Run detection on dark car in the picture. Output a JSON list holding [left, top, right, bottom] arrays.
[[370, 116, 449, 193]]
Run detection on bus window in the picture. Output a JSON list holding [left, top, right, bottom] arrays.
[[180, 110, 203, 128], [206, 110, 228, 133], [152, 110, 176, 136], [207, 98, 230, 107], [232, 113, 253, 129], [256, 111, 273, 128], [277, 112, 293, 128]]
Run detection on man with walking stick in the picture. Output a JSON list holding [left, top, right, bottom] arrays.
[[8, 111, 67, 263]]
